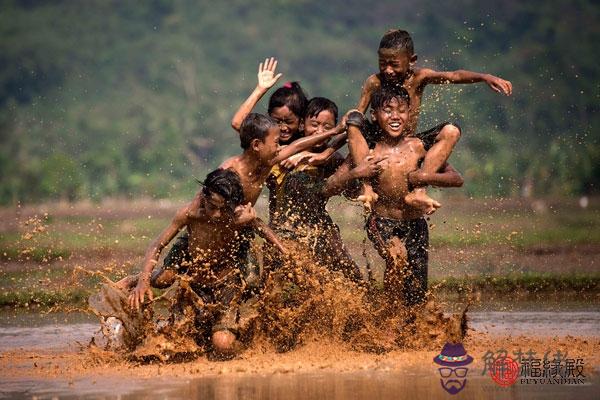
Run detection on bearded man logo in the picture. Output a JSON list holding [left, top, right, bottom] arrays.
[[433, 342, 474, 395]]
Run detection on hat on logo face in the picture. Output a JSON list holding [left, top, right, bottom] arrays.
[[433, 342, 474, 367]]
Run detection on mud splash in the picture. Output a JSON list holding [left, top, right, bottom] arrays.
[[88, 240, 467, 361]]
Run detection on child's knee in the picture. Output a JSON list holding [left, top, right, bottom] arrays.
[[438, 124, 461, 144], [212, 329, 237, 353]]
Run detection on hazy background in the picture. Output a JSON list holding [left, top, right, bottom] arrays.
[[1, 0, 598, 204], [0, 0, 598, 314]]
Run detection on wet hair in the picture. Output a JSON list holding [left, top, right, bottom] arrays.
[[201, 168, 244, 212], [239, 113, 277, 149], [268, 82, 308, 119], [305, 97, 338, 124], [370, 86, 411, 111], [378, 29, 414, 55]]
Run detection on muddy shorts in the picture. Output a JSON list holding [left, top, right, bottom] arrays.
[[366, 214, 428, 305], [189, 274, 245, 334]]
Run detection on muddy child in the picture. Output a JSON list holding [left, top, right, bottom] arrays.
[[350, 86, 463, 306], [218, 110, 347, 258], [230, 59, 374, 281], [217, 111, 346, 284], [160, 108, 347, 288], [264, 96, 385, 282], [350, 29, 512, 211], [117, 168, 286, 356]]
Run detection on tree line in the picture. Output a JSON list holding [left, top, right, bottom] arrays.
[[0, 0, 598, 204]]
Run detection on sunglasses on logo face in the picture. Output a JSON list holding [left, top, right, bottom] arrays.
[[438, 367, 468, 378]]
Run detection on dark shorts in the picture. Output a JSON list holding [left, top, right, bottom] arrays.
[[365, 214, 429, 306], [160, 228, 254, 334], [163, 271, 244, 340], [364, 121, 460, 151], [191, 274, 245, 334]]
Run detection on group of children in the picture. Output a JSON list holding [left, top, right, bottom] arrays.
[[118, 29, 512, 357]]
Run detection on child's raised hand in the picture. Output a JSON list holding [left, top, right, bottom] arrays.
[[258, 57, 283, 90], [485, 74, 512, 96]]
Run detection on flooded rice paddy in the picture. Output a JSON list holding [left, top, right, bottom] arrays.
[[1, 303, 599, 399]]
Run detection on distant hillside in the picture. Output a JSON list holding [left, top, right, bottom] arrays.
[[0, 0, 598, 203]]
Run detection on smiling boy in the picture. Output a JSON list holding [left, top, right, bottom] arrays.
[[350, 29, 512, 211], [352, 86, 463, 305]]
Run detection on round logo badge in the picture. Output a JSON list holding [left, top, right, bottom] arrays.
[[489, 356, 519, 387]]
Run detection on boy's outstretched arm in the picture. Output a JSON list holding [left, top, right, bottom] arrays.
[[270, 123, 345, 165], [322, 154, 387, 198], [307, 133, 348, 166], [231, 57, 283, 132], [408, 163, 464, 188], [356, 74, 381, 113], [279, 133, 347, 169], [420, 68, 512, 95], [232, 203, 286, 251], [129, 195, 197, 310], [253, 218, 287, 255]]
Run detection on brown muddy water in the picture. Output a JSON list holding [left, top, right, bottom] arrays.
[[1, 304, 599, 399], [1, 308, 600, 351], [2, 369, 599, 399]]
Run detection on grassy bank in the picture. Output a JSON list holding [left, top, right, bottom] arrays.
[[1, 198, 598, 309], [1, 271, 598, 309]]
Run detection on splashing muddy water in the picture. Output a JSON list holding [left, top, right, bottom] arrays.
[[2, 200, 599, 399], [87, 240, 467, 361]]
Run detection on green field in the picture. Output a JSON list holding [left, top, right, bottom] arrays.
[[1, 196, 599, 308]]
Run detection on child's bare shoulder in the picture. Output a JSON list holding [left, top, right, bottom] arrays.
[[220, 155, 240, 170], [183, 191, 204, 220], [364, 73, 382, 89]]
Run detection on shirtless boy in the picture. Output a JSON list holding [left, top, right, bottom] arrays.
[[351, 29, 512, 211], [352, 86, 463, 305], [158, 110, 348, 288], [123, 168, 284, 356]]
